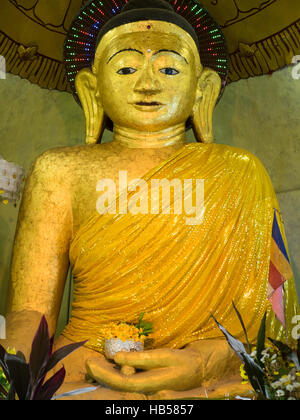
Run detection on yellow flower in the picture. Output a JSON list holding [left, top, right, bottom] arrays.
[[239, 364, 248, 381], [296, 372, 300, 377], [2, 200, 8, 205], [99, 321, 141, 342], [0, 190, 4, 195]]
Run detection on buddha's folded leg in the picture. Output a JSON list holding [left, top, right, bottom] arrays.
[[184, 338, 242, 384], [53, 381, 147, 400], [148, 381, 254, 400], [147, 339, 253, 400], [52, 335, 98, 383]]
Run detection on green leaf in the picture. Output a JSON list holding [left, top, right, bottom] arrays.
[[142, 326, 153, 331], [241, 354, 267, 399], [7, 382, 15, 400], [53, 386, 99, 400], [211, 312, 267, 398], [44, 340, 87, 373], [268, 337, 293, 355], [0, 344, 9, 380], [33, 366, 66, 400], [135, 313, 153, 337], [0, 382, 8, 398], [211, 313, 248, 361], [4, 353, 30, 400], [29, 315, 51, 392], [268, 337, 300, 370], [256, 312, 267, 366], [232, 301, 251, 353], [16, 351, 26, 362]]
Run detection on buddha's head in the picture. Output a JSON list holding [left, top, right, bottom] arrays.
[[74, 0, 224, 144]]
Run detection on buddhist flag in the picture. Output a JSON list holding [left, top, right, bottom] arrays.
[[267, 210, 293, 327]]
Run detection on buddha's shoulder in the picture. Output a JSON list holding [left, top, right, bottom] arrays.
[[31, 143, 115, 174], [190, 143, 266, 170]]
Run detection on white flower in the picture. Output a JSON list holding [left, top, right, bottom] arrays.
[[271, 381, 282, 389], [288, 397, 296, 400], [271, 354, 277, 361], [250, 350, 257, 358], [275, 390, 285, 397], [260, 354, 268, 363], [292, 382, 300, 389], [279, 375, 292, 384], [286, 384, 294, 392]]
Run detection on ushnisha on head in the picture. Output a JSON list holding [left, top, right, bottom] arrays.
[[74, 0, 224, 145]]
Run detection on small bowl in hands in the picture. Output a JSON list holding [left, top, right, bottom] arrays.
[[104, 338, 144, 360]]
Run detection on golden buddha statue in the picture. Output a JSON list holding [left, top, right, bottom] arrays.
[[1, 0, 299, 400]]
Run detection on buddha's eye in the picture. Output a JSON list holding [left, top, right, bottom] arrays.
[[160, 68, 179, 76], [117, 67, 137, 75]]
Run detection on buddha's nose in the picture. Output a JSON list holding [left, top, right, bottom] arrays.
[[133, 65, 162, 95]]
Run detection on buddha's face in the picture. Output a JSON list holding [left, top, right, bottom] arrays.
[[94, 30, 201, 132]]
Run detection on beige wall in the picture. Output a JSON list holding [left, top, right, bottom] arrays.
[[0, 67, 299, 333]]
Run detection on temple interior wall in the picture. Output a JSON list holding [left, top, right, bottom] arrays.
[[0, 67, 299, 334]]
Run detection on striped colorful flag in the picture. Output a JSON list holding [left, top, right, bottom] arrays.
[[267, 210, 293, 327]]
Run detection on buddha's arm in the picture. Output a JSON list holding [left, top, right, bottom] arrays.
[[2, 150, 72, 356]]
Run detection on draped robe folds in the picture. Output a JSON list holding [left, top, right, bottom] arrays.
[[62, 143, 299, 353]]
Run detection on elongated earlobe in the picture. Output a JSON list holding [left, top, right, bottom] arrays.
[[191, 68, 221, 144], [75, 68, 106, 144]]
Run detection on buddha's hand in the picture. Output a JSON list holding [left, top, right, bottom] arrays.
[[86, 347, 203, 393]]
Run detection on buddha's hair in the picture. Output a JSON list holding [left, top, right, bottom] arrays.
[[96, 0, 200, 51]]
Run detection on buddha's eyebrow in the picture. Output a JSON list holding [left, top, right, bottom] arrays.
[[153, 49, 188, 64], [107, 48, 143, 64], [107, 48, 188, 64]]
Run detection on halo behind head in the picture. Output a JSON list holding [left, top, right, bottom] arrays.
[[95, 0, 200, 52]]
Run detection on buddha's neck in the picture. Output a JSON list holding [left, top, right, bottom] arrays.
[[112, 123, 186, 149]]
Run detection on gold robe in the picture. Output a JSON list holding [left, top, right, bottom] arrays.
[[62, 143, 299, 352]]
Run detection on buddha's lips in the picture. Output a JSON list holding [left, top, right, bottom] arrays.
[[135, 101, 162, 106], [131, 101, 164, 112]]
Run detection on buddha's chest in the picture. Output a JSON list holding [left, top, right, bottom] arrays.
[[70, 150, 173, 235]]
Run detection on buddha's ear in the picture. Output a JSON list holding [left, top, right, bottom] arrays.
[[75, 68, 106, 145], [191, 68, 221, 144]]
